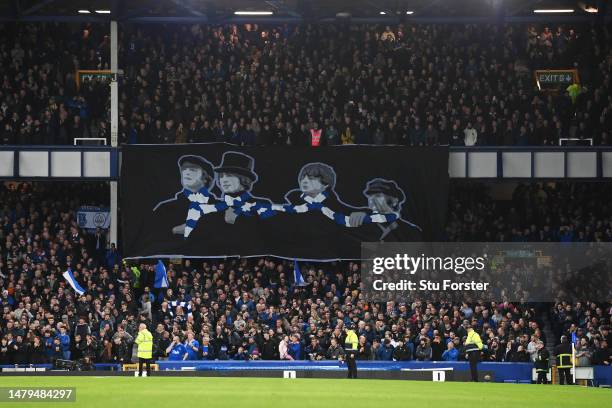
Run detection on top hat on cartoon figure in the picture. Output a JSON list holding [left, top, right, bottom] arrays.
[[214, 152, 257, 194]]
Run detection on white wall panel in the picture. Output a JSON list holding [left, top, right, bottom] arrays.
[[0, 151, 14, 177], [467, 152, 497, 178], [502, 152, 531, 178], [602, 152, 612, 178], [83, 151, 110, 177], [534, 152, 564, 178], [449, 152, 466, 178], [51, 151, 81, 177], [18, 151, 48, 177], [567, 152, 597, 178]]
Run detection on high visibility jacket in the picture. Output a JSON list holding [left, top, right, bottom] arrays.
[[464, 330, 483, 352], [135, 329, 153, 359], [557, 354, 573, 368], [344, 330, 358, 350], [310, 129, 322, 146], [555, 343, 573, 368], [567, 84, 580, 104]]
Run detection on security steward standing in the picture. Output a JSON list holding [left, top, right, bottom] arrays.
[[534, 341, 550, 384], [344, 324, 359, 379], [135, 323, 154, 377], [464, 324, 483, 382], [554, 335, 573, 385]]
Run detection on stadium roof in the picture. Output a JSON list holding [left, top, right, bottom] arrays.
[[0, 0, 608, 23]]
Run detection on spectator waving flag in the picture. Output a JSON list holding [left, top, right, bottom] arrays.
[[154, 260, 169, 289], [293, 260, 308, 287], [62, 267, 85, 296]]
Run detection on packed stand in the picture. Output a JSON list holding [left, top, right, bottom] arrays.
[[549, 302, 611, 367], [0, 23, 110, 145], [1, 22, 611, 146], [446, 182, 612, 242], [1, 181, 610, 366]]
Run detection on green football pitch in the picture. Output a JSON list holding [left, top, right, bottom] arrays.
[[0, 377, 609, 408]]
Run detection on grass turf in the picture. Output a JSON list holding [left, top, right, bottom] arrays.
[[0, 377, 609, 408]]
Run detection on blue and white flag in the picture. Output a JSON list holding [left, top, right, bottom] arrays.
[[62, 268, 85, 296], [76, 206, 110, 231], [154, 260, 169, 289], [293, 260, 308, 286]]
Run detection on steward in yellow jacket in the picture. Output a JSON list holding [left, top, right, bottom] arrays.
[[135, 324, 153, 376], [344, 325, 359, 379], [464, 325, 483, 382]]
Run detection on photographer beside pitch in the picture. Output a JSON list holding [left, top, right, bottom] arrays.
[[135, 323, 153, 377]]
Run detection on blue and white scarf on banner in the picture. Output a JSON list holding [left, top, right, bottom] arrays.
[[184, 189, 275, 237], [271, 191, 399, 227], [223, 192, 275, 219], [185, 189, 409, 236], [183, 187, 228, 237]]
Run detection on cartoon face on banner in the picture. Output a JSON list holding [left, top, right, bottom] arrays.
[[298, 163, 335, 197], [177, 155, 214, 192], [363, 179, 406, 215], [152, 153, 420, 245], [218, 173, 244, 194], [181, 166, 204, 190], [122, 144, 449, 260], [214, 152, 258, 195]]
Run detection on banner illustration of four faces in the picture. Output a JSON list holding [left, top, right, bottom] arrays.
[[122, 144, 449, 260]]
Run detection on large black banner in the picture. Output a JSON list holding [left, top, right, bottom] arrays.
[[121, 144, 449, 260]]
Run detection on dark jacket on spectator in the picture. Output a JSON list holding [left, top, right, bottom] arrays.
[[392, 344, 411, 361], [415, 344, 432, 361], [29, 342, 48, 364]]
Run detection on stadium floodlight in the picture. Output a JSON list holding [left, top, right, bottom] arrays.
[[406, 11, 414, 15], [77, 10, 91, 14], [94, 10, 112, 14], [234, 11, 273, 15], [379, 11, 386, 15], [533, 9, 574, 13], [584, 7, 598, 13]]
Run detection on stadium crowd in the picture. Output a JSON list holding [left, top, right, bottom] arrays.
[[0, 181, 610, 366], [1, 22, 611, 147]]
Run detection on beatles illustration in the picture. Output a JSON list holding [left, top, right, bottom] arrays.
[[152, 152, 422, 243]]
